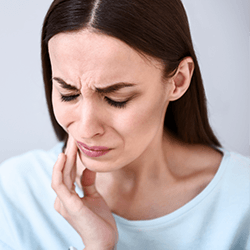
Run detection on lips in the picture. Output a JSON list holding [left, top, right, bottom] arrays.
[[77, 141, 110, 158]]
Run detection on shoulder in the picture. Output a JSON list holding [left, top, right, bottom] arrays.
[[221, 149, 250, 177], [224, 149, 250, 167], [0, 143, 63, 170], [0, 143, 78, 249], [208, 149, 250, 217], [220, 149, 250, 189], [0, 143, 63, 192]]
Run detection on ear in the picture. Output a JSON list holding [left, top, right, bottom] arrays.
[[168, 57, 194, 101]]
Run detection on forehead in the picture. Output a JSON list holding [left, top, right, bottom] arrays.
[[48, 29, 164, 87]]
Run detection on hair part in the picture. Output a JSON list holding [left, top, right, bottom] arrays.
[[41, 0, 221, 149]]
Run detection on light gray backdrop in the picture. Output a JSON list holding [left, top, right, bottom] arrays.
[[0, 0, 249, 163]]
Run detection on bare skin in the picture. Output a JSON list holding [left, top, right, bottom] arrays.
[[52, 136, 118, 250], [94, 135, 222, 220], [52, 134, 222, 249], [50, 30, 223, 249]]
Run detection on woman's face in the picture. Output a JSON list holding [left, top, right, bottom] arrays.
[[49, 30, 173, 172]]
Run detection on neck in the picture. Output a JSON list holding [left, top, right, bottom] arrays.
[[96, 130, 180, 193]]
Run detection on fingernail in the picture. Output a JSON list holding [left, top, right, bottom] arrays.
[[58, 153, 63, 160]]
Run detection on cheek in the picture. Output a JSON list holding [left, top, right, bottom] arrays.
[[114, 98, 165, 146], [52, 91, 72, 131]]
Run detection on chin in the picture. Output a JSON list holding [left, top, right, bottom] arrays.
[[78, 152, 122, 173]]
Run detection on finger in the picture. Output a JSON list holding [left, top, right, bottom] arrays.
[[52, 153, 86, 217], [52, 153, 66, 190], [52, 153, 74, 201], [64, 135, 78, 190], [54, 196, 61, 213], [81, 168, 100, 198], [65, 134, 77, 155]]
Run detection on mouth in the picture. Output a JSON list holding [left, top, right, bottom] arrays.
[[77, 141, 111, 158]]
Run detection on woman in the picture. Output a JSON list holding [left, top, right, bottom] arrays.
[[0, 0, 249, 249]]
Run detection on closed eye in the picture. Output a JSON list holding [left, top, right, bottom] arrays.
[[60, 93, 129, 108], [104, 97, 128, 108], [60, 94, 80, 102]]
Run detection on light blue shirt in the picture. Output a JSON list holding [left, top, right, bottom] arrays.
[[0, 143, 249, 250]]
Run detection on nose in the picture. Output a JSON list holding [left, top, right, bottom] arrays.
[[76, 100, 105, 139]]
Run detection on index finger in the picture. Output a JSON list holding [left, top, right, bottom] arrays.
[[51, 153, 77, 203], [64, 135, 78, 189], [65, 134, 78, 157]]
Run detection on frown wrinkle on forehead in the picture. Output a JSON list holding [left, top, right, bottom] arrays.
[[53, 76, 137, 96], [48, 30, 165, 90]]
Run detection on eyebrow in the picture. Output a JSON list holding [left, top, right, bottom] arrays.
[[52, 77, 136, 94], [95, 82, 136, 94], [53, 77, 78, 91]]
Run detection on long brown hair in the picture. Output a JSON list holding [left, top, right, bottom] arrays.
[[41, 0, 221, 148]]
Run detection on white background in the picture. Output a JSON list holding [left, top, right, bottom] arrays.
[[0, 0, 249, 163]]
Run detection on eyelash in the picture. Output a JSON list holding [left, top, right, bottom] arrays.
[[60, 94, 80, 102], [60, 94, 128, 109], [104, 97, 128, 108]]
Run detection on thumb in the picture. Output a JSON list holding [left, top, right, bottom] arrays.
[[81, 168, 100, 198]]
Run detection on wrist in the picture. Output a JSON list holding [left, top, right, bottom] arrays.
[[84, 245, 116, 250]]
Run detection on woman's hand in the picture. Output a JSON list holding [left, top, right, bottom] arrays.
[[51, 136, 118, 250]]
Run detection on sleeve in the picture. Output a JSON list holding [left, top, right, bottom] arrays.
[[0, 240, 15, 250]]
